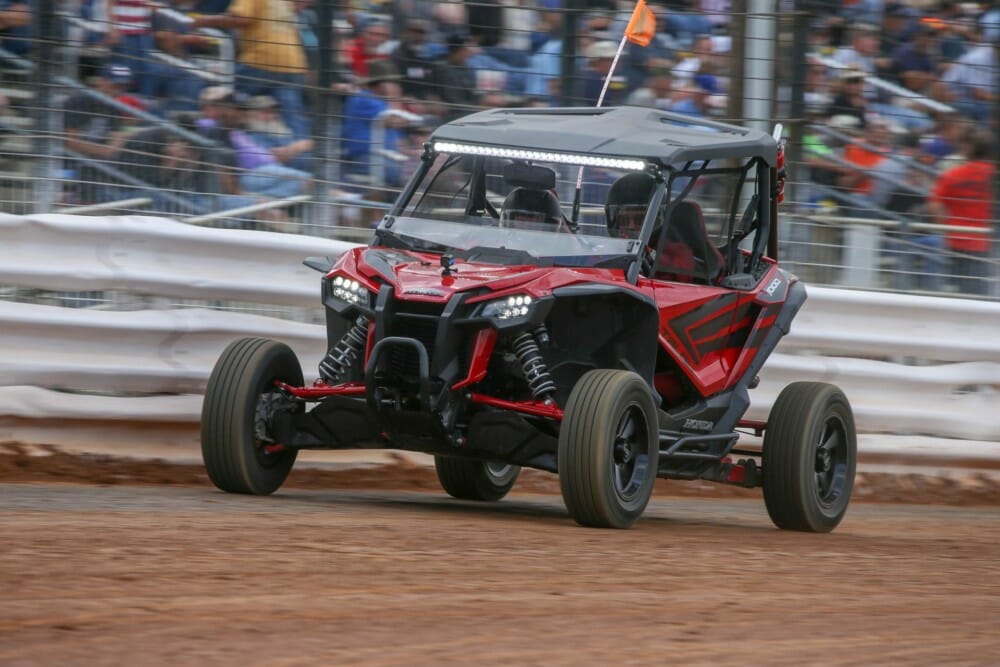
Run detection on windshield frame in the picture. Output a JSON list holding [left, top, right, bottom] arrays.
[[378, 146, 662, 273], [378, 145, 769, 282]]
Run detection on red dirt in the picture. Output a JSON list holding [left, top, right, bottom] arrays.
[[3, 441, 1000, 665], [2, 441, 999, 506]]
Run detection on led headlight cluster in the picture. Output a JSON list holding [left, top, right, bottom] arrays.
[[332, 275, 367, 305], [482, 294, 533, 320], [433, 142, 646, 172]]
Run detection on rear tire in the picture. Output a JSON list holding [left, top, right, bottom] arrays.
[[558, 369, 659, 529], [201, 337, 302, 495], [762, 382, 857, 532], [434, 457, 520, 501]]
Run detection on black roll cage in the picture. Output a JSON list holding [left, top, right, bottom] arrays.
[[385, 148, 773, 286]]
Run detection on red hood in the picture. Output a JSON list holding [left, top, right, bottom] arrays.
[[338, 247, 628, 302]]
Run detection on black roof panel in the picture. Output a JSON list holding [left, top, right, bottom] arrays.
[[430, 106, 779, 167]]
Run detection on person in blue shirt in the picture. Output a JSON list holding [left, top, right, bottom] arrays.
[[341, 60, 410, 188], [0, 0, 32, 59]]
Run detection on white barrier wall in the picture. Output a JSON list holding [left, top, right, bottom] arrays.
[[1, 213, 999, 441], [0, 213, 356, 307]]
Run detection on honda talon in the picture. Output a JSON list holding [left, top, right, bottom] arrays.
[[201, 106, 857, 531]]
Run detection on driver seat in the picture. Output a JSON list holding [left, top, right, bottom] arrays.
[[500, 187, 562, 227], [652, 201, 724, 284]]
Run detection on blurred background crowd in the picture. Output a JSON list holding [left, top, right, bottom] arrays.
[[0, 0, 998, 296]]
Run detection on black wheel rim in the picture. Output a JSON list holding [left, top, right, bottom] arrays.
[[610, 402, 651, 503], [813, 413, 849, 508], [253, 387, 288, 469]]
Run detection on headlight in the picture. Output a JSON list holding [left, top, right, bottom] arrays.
[[481, 294, 533, 320], [331, 275, 369, 306]]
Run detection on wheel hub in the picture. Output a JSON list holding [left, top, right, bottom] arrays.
[[816, 449, 832, 473], [614, 437, 634, 464]]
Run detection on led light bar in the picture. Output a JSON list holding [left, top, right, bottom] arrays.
[[433, 142, 647, 171]]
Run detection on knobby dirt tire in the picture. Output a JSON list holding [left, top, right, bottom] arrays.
[[558, 369, 659, 529], [762, 381, 857, 532], [201, 337, 302, 495], [434, 457, 520, 501]]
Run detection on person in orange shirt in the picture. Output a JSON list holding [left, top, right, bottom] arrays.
[[928, 134, 996, 296], [193, 0, 311, 139], [837, 118, 893, 216]]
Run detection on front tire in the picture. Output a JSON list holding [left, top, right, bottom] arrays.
[[762, 382, 857, 532], [434, 457, 520, 501], [558, 369, 659, 529], [201, 337, 302, 495]]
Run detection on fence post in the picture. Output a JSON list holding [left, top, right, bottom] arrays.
[[560, 0, 579, 106], [785, 2, 809, 209], [743, 0, 776, 135], [309, 0, 337, 231], [31, 0, 61, 214]]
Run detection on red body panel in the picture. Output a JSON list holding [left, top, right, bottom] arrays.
[[333, 247, 636, 304], [331, 247, 792, 401], [647, 262, 786, 397], [452, 329, 497, 390]]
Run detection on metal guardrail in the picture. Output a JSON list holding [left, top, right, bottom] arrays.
[[187, 194, 312, 225], [57, 197, 152, 215]]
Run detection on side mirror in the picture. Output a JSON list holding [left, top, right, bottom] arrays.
[[303, 256, 334, 273]]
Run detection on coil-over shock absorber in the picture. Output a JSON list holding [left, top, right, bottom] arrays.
[[319, 315, 369, 383], [511, 326, 556, 401]]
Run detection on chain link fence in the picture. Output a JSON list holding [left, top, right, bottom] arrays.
[[1, 0, 999, 298]]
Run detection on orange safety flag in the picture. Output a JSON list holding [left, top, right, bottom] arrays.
[[624, 0, 656, 47]]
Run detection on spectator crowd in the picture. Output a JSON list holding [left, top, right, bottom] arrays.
[[0, 0, 997, 294]]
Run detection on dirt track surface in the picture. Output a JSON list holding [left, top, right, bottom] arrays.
[[3, 460, 1000, 665]]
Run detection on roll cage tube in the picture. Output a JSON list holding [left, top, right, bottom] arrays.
[[627, 177, 668, 284], [756, 161, 773, 268], [387, 147, 435, 220], [766, 163, 778, 262]]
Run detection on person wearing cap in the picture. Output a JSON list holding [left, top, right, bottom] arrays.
[[826, 68, 870, 129], [886, 20, 943, 93], [103, 0, 157, 97], [192, 0, 311, 140], [877, 2, 920, 68], [581, 40, 627, 105], [390, 18, 436, 99], [669, 76, 723, 119], [191, 86, 314, 201], [429, 33, 477, 120], [341, 60, 413, 188], [244, 94, 315, 173], [626, 60, 675, 109], [831, 24, 879, 91], [60, 66, 138, 203], [245, 96, 291, 136], [345, 15, 393, 80]]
